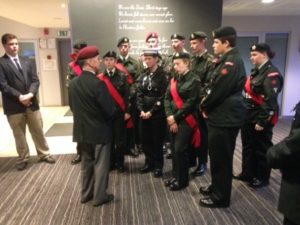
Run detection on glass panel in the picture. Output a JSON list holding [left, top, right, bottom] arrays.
[[18, 42, 37, 67], [265, 33, 289, 115], [236, 36, 259, 75]]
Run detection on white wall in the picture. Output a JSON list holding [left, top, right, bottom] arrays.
[[0, 17, 63, 106], [223, 16, 300, 116]]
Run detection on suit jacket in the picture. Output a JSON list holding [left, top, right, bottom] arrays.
[[267, 101, 300, 224], [69, 70, 115, 144], [0, 54, 40, 115]]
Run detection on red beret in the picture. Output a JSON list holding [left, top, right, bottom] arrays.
[[146, 32, 158, 42], [77, 46, 99, 61]]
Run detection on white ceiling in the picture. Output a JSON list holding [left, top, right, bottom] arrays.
[[0, 0, 299, 28]]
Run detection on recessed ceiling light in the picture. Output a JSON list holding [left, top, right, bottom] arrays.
[[262, 0, 274, 3], [61, 3, 66, 8]]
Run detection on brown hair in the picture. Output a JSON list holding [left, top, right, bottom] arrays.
[[1, 33, 18, 45]]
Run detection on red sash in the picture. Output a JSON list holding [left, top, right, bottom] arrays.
[[170, 78, 201, 148], [245, 76, 278, 125], [69, 61, 82, 76], [98, 73, 133, 128], [115, 63, 134, 85]]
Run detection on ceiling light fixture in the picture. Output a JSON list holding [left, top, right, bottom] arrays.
[[61, 3, 66, 8], [262, 0, 274, 3]]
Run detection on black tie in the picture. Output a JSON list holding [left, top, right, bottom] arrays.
[[109, 71, 113, 77], [13, 58, 23, 73]]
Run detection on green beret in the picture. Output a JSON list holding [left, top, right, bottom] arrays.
[[189, 31, 207, 40], [212, 26, 236, 39], [170, 33, 185, 40], [117, 37, 130, 47], [103, 50, 117, 59], [73, 40, 87, 50], [250, 43, 275, 59], [172, 52, 190, 61]]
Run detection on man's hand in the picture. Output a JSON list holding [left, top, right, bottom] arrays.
[[124, 113, 131, 121], [255, 123, 264, 131], [19, 93, 33, 107], [167, 115, 175, 126], [170, 123, 178, 133]]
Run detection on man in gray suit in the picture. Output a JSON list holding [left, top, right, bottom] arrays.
[[68, 46, 115, 207], [0, 33, 55, 171]]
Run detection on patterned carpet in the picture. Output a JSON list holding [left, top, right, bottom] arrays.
[[0, 118, 292, 225]]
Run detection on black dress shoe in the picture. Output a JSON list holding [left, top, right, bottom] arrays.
[[199, 185, 213, 195], [117, 165, 125, 173], [169, 182, 187, 191], [71, 155, 81, 165], [248, 178, 269, 188], [81, 196, 93, 204], [166, 152, 172, 159], [129, 148, 139, 157], [139, 165, 154, 174], [232, 173, 251, 182], [17, 162, 28, 171], [164, 178, 177, 187], [153, 169, 162, 178], [199, 196, 229, 208], [191, 164, 207, 177], [93, 194, 114, 207]]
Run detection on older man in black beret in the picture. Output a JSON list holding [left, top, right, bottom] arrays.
[[199, 26, 246, 208], [69, 46, 115, 207]]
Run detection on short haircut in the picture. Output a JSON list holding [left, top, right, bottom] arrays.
[[218, 35, 236, 47], [1, 33, 17, 45]]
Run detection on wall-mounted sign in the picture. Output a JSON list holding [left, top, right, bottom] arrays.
[[57, 30, 70, 37]]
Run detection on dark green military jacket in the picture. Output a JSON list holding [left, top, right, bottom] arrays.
[[191, 51, 214, 99], [267, 101, 300, 224], [164, 70, 199, 123], [117, 55, 142, 100], [244, 60, 284, 127], [201, 48, 246, 127]]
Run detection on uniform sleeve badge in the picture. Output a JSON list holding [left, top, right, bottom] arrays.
[[221, 68, 229, 75]]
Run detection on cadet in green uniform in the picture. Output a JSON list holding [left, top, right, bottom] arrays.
[[136, 49, 168, 177], [234, 43, 283, 188], [164, 33, 188, 159], [164, 52, 200, 191], [117, 37, 141, 157], [66, 40, 87, 165], [267, 101, 300, 225], [102, 51, 130, 173], [189, 31, 214, 177], [199, 26, 246, 208]]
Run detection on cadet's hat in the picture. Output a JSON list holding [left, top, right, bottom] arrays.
[[143, 48, 159, 56], [172, 52, 190, 61], [189, 31, 207, 40], [212, 26, 236, 39], [73, 40, 87, 50], [103, 50, 117, 59], [76, 46, 99, 62], [117, 37, 130, 47], [250, 43, 275, 59], [146, 32, 159, 42], [170, 33, 185, 40]]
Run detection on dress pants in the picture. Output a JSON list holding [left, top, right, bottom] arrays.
[[208, 125, 239, 205], [7, 108, 49, 164], [81, 142, 111, 205], [111, 115, 126, 167], [140, 116, 165, 169], [241, 123, 273, 182], [171, 122, 193, 187], [195, 114, 208, 164]]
